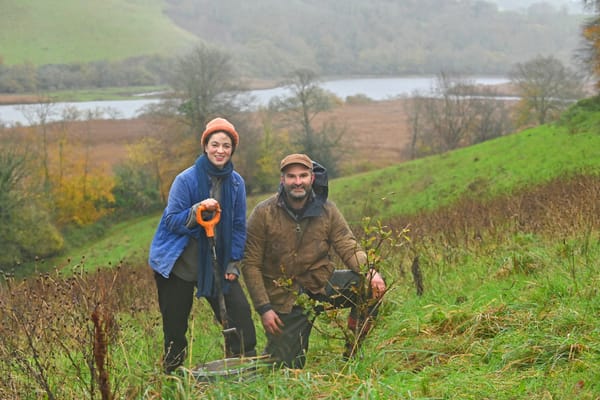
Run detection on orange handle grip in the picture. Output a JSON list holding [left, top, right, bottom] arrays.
[[195, 203, 221, 238]]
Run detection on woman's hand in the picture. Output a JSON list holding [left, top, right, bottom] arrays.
[[200, 198, 219, 211], [225, 261, 240, 281]]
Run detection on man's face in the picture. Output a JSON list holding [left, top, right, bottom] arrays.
[[281, 164, 314, 201]]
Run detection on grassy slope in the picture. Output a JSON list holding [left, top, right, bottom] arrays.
[[33, 101, 600, 398], [62, 113, 600, 272], [0, 0, 196, 65], [332, 124, 600, 224]]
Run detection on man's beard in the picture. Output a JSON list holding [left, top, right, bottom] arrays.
[[285, 184, 309, 201]]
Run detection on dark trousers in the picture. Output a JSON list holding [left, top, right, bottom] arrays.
[[154, 272, 257, 373], [265, 270, 380, 369]]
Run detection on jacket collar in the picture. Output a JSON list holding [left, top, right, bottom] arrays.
[[277, 185, 324, 220]]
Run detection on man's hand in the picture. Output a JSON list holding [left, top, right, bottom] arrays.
[[261, 309, 284, 336], [367, 269, 386, 298]]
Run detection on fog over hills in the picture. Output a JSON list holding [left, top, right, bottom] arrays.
[[164, 0, 586, 78], [490, 0, 583, 12]]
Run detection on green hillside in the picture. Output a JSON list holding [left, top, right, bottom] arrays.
[[3, 98, 600, 398], [332, 120, 600, 224], [55, 98, 600, 273], [0, 0, 196, 65]]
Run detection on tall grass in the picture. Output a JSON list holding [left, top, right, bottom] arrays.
[[2, 100, 600, 398], [2, 170, 599, 398]]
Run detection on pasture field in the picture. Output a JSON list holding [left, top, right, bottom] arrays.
[[0, 0, 195, 65]]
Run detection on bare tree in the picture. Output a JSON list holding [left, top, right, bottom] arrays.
[[407, 72, 512, 157], [432, 73, 481, 152], [0, 130, 63, 268], [411, 73, 478, 154], [582, 0, 600, 12], [509, 55, 585, 125], [18, 98, 56, 193], [470, 87, 513, 144], [269, 68, 345, 176], [167, 43, 244, 138], [406, 93, 423, 160]]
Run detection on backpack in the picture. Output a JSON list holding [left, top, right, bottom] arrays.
[[312, 160, 328, 202]]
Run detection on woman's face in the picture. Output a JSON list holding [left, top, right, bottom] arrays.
[[205, 132, 233, 168]]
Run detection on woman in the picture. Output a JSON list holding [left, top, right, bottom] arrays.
[[149, 117, 256, 373]]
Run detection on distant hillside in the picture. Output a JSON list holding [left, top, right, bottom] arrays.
[[0, 0, 587, 80], [0, 0, 196, 66], [164, 0, 587, 77]]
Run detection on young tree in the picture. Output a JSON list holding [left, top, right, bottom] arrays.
[[55, 106, 81, 190], [509, 55, 585, 125]]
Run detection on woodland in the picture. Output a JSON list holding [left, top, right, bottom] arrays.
[[163, 0, 585, 76]]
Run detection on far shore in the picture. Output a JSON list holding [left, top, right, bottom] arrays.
[[0, 75, 524, 106]]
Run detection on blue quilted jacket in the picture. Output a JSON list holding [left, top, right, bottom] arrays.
[[148, 165, 247, 278]]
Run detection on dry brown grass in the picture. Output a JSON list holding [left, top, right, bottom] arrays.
[[390, 174, 600, 247], [8, 98, 413, 174], [318, 100, 412, 171]]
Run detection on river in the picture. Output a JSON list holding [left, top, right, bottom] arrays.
[[0, 76, 508, 127]]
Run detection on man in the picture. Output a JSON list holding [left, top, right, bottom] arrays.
[[242, 153, 386, 368]]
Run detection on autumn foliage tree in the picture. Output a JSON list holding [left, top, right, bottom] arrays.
[[581, 0, 600, 91], [250, 110, 293, 193], [47, 112, 116, 227]]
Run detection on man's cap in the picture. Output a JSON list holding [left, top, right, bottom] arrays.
[[201, 117, 239, 147], [280, 153, 313, 171]]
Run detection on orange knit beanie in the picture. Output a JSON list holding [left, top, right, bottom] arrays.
[[201, 117, 239, 147]]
